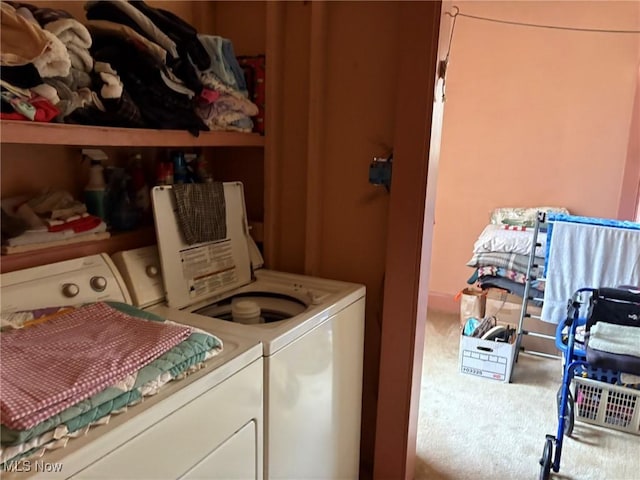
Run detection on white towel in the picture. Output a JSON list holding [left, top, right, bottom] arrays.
[[32, 29, 71, 78], [45, 18, 92, 49], [588, 322, 640, 357], [621, 372, 640, 384], [541, 222, 640, 323], [473, 224, 547, 257]]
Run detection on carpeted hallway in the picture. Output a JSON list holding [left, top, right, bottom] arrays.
[[415, 310, 640, 480]]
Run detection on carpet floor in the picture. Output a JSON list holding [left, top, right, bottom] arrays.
[[415, 310, 640, 480]]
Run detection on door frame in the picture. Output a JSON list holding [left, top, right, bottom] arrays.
[[373, 2, 451, 478], [618, 64, 640, 221]]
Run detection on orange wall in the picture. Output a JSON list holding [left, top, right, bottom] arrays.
[[430, 1, 640, 306]]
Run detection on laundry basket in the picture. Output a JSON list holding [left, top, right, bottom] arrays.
[[574, 377, 640, 435]]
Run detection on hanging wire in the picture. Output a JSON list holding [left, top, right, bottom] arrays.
[[445, 6, 460, 63], [438, 6, 460, 101], [445, 6, 640, 34]]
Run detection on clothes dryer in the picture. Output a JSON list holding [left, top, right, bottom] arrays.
[[0, 254, 263, 480], [116, 182, 366, 479]]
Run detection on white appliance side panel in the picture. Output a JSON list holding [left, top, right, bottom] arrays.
[[180, 420, 257, 480], [151, 183, 253, 310], [266, 298, 365, 480], [18, 359, 263, 480]]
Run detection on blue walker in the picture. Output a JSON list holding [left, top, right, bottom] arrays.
[[539, 287, 640, 480]]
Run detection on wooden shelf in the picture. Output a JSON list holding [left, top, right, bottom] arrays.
[[0, 121, 265, 147], [0, 226, 157, 274], [0, 120, 266, 273]]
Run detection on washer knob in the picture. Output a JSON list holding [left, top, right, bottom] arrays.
[[62, 283, 80, 298], [146, 265, 159, 277], [90, 276, 107, 292]]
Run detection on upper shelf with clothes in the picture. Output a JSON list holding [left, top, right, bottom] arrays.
[[0, 120, 266, 147], [1, 1, 265, 141]]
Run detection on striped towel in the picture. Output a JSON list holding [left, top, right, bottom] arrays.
[[0, 302, 192, 430]]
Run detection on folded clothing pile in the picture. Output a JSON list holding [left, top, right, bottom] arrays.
[[0, 0, 259, 135], [1, 190, 109, 253], [586, 322, 640, 378], [0, 301, 223, 468], [466, 206, 570, 303]]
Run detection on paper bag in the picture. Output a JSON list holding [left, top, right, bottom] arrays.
[[455, 287, 486, 327]]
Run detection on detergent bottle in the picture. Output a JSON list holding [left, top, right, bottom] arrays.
[[83, 149, 108, 221]]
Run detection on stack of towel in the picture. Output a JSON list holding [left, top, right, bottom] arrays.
[[194, 35, 257, 132], [585, 288, 640, 383], [587, 322, 640, 382]]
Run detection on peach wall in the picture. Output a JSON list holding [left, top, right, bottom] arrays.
[[430, 1, 640, 306]]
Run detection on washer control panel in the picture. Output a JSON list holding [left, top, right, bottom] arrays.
[[111, 245, 165, 309]]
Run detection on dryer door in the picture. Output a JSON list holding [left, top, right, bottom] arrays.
[[68, 359, 263, 480], [181, 421, 257, 480]]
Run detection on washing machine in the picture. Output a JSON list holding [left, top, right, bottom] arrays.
[[0, 253, 263, 480], [114, 182, 366, 479]]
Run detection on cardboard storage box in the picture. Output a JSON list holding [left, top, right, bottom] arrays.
[[485, 289, 558, 356], [459, 334, 515, 383]]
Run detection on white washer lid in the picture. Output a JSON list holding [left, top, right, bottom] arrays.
[[151, 182, 258, 310]]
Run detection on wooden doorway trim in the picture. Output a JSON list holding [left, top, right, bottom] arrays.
[[618, 64, 640, 221], [373, 1, 450, 477]]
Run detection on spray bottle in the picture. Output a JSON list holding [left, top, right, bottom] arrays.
[[129, 153, 150, 221], [82, 149, 108, 221]]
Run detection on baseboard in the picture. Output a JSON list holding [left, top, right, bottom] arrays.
[[427, 291, 458, 314]]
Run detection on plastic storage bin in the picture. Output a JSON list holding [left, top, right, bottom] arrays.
[[574, 377, 640, 435]]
